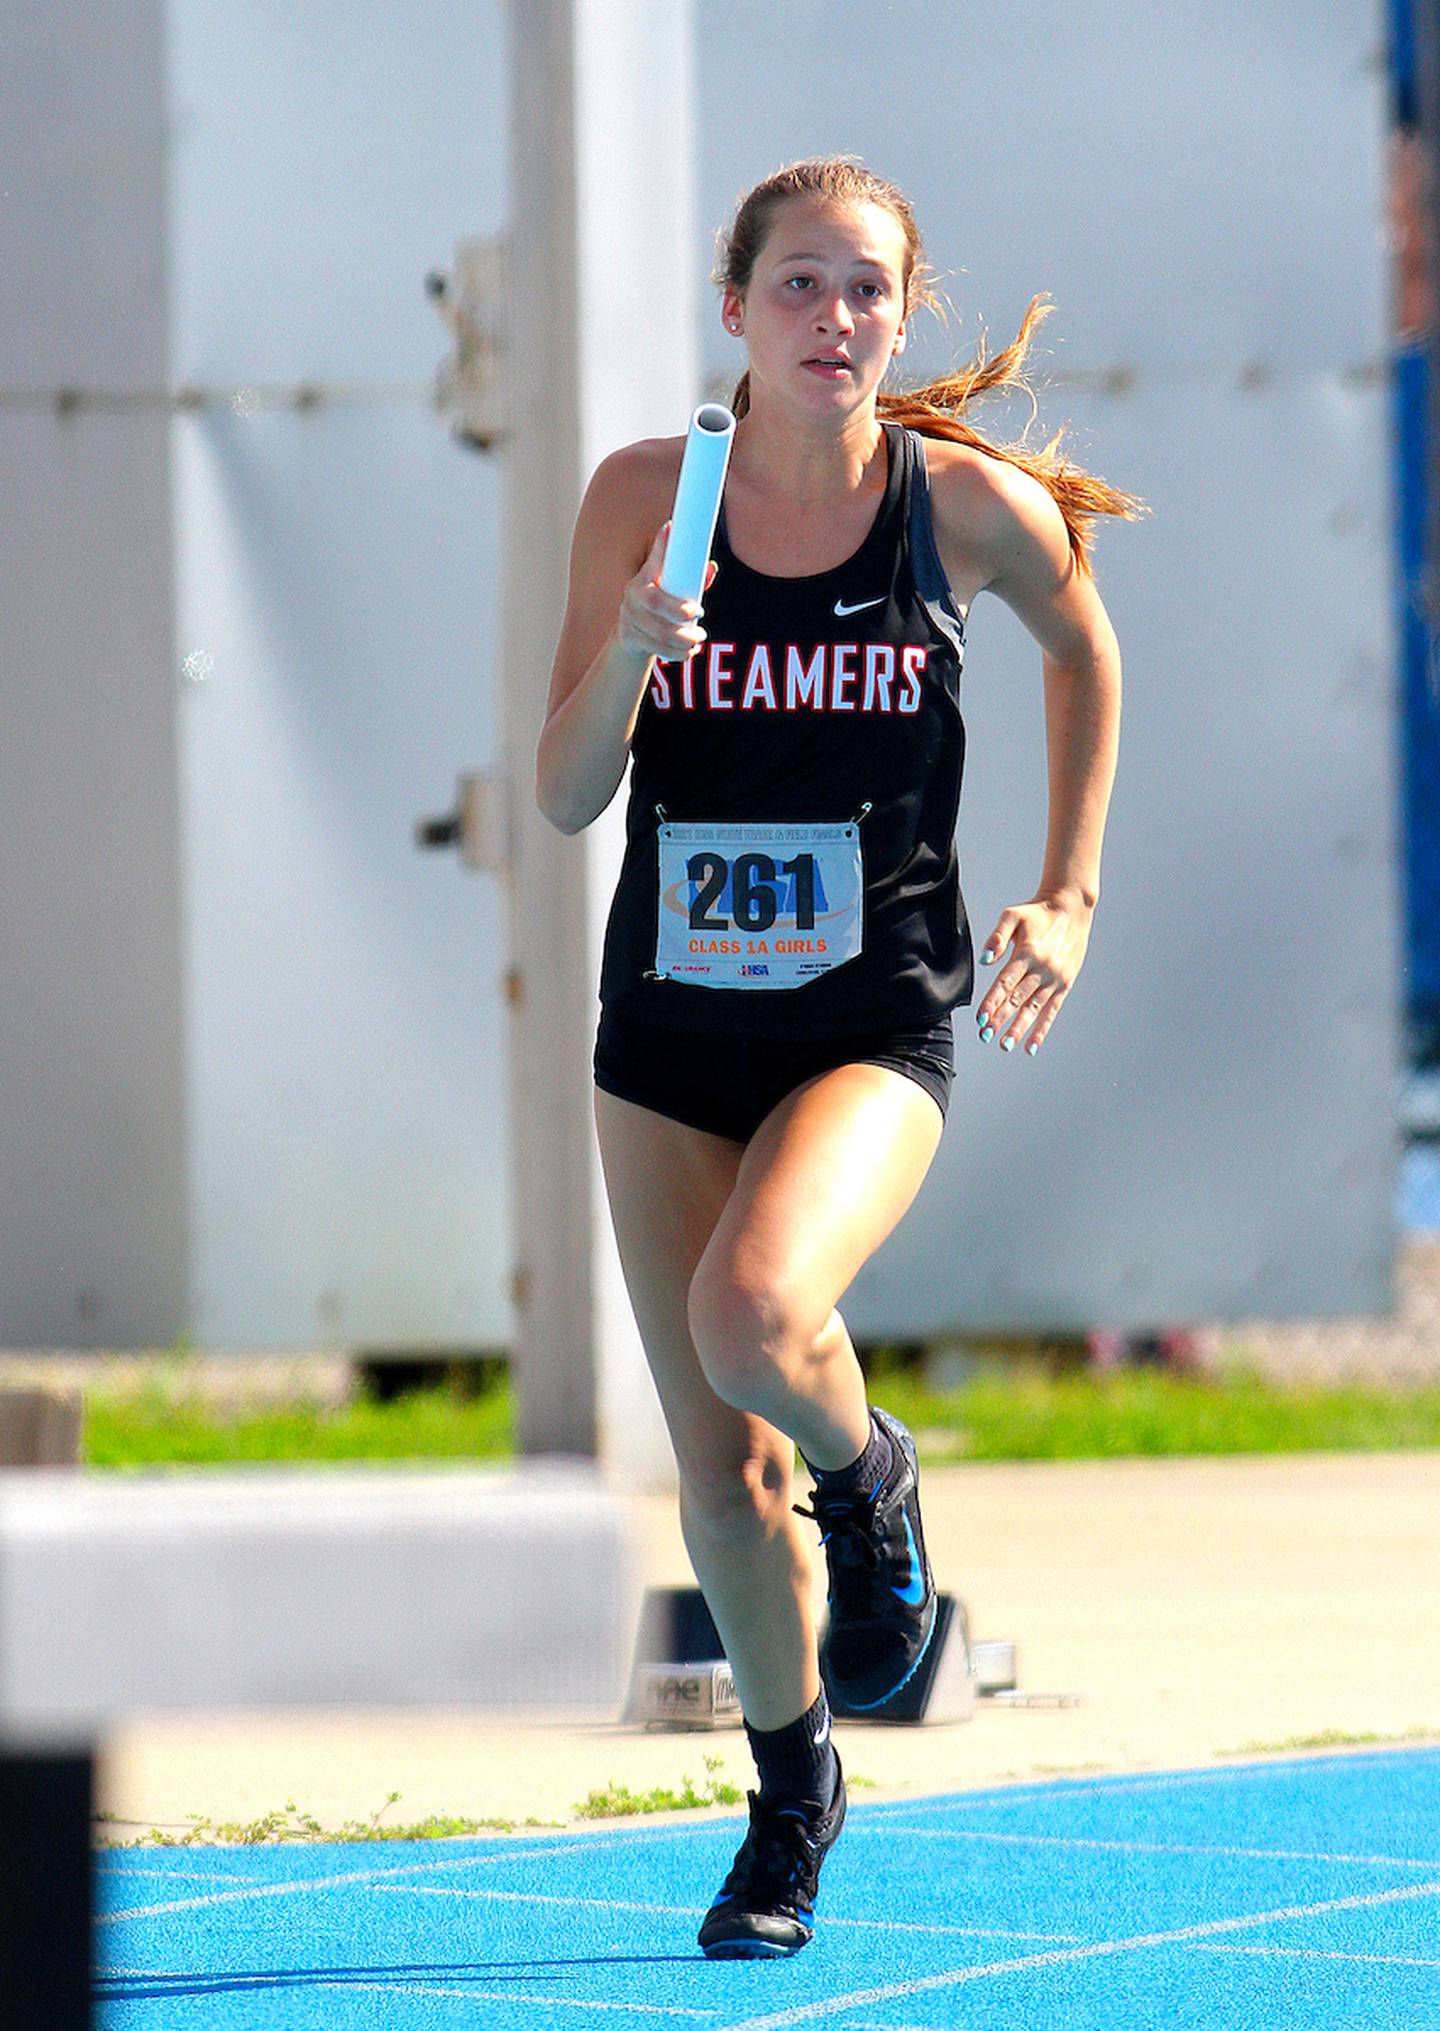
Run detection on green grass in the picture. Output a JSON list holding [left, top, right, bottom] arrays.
[[1216, 1726, 1440, 1759], [94, 1793, 564, 1849], [83, 1371, 512, 1469], [572, 1753, 744, 1819], [861, 1359, 1440, 1462], [571, 1757, 877, 1820], [93, 1752, 826, 1847], [78, 1357, 1440, 1471]]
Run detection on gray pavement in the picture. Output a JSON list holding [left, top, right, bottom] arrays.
[[97, 1450, 1440, 1839]]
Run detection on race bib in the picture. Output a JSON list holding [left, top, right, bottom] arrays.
[[654, 818, 864, 990]]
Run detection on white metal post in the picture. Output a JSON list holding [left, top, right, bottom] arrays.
[[501, 0, 695, 1487]]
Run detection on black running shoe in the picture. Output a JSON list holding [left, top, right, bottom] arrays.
[[697, 1756, 846, 1959], [793, 1406, 938, 1710]]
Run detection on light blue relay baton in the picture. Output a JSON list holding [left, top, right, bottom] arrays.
[[657, 403, 736, 607]]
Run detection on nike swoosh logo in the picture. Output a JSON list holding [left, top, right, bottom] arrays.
[[891, 1512, 927, 1605], [834, 595, 885, 616], [812, 1714, 831, 1745]]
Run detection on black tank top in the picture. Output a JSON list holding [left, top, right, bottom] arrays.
[[596, 419, 975, 1037]]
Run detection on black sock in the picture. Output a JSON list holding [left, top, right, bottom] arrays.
[[744, 1686, 838, 1805], [803, 1406, 892, 1496]]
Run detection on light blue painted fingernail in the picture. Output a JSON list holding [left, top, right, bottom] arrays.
[[979, 1025, 994, 1042], [1000, 1036, 1016, 1053], [1026, 1040, 1039, 1056], [980, 950, 996, 965]]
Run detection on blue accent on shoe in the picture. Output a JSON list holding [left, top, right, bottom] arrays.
[[797, 1408, 938, 1709], [697, 1765, 846, 1961], [891, 1511, 926, 1605], [835, 1589, 940, 1711]]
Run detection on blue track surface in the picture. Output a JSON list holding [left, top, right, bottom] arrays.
[[96, 1746, 1440, 2029]]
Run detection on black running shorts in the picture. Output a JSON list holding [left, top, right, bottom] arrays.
[[593, 1005, 955, 1144]]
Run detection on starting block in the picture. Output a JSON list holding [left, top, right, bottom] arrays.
[[825, 1591, 979, 1722], [623, 1584, 1020, 1728], [622, 1583, 741, 1727]]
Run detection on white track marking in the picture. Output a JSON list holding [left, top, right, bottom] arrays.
[[1189, 1942, 1440, 1969], [97, 1820, 726, 1926], [713, 1876, 1440, 2031], [298, 1986, 711, 2015], [95, 1974, 710, 2015], [856, 1747, 1440, 1819], [98, 1864, 265, 1882], [370, 1882, 1083, 1942], [874, 1825, 1440, 1871], [90, 1800, 1114, 1928]]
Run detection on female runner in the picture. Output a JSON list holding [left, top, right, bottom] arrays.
[[536, 154, 1141, 1959]]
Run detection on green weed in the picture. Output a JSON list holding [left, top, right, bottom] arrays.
[[92, 1793, 563, 1849], [573, 1753, 743, 1819], [1216, 1725, 1440, 1758]]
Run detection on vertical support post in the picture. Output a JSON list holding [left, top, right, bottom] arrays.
[[1416, 0, 1440, 626], [501, 0, 695, 1487], [0, 1749, 95, 2030]]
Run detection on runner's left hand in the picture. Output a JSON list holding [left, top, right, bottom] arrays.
[[974, 890, 1095, 1056]]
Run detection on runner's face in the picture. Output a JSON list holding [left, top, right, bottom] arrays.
[[727, 199, 908, 407]]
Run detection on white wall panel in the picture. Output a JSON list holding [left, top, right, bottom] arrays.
[[0, 2, 188, 1347], [0, 0, 1398, 1347], [167, 1, 514, 1347], [692, 0, 1397, 1329]]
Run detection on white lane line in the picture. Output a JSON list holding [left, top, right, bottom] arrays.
[[872, 1826, 1440, 1871], [1190, 1942, 1440, 1970], [712, 1876, 1440, 2031], [856, 1747, 1440, 1819], [370, 1883, 1083, 1943], [97, 1820, 725, 1926], [95, 1974, 711, 2016], [98, 1865, 267, 1883], [101, 1795, 1080, 1933], [292, 1986, 712, 2016]]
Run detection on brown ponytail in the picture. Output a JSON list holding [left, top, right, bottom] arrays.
[[715, 155, 1149, 579]]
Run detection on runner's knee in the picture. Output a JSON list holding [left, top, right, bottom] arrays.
[[687, 1265, 811, 1411]]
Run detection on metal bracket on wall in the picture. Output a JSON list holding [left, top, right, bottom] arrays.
[[414, 767, 513, 875], [426, 233, 508, 452]]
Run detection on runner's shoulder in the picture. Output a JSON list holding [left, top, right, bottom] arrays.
[[590, 434, 686, 508]]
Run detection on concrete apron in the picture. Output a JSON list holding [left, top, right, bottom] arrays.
[[96, 1451, 1440, 1840]]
